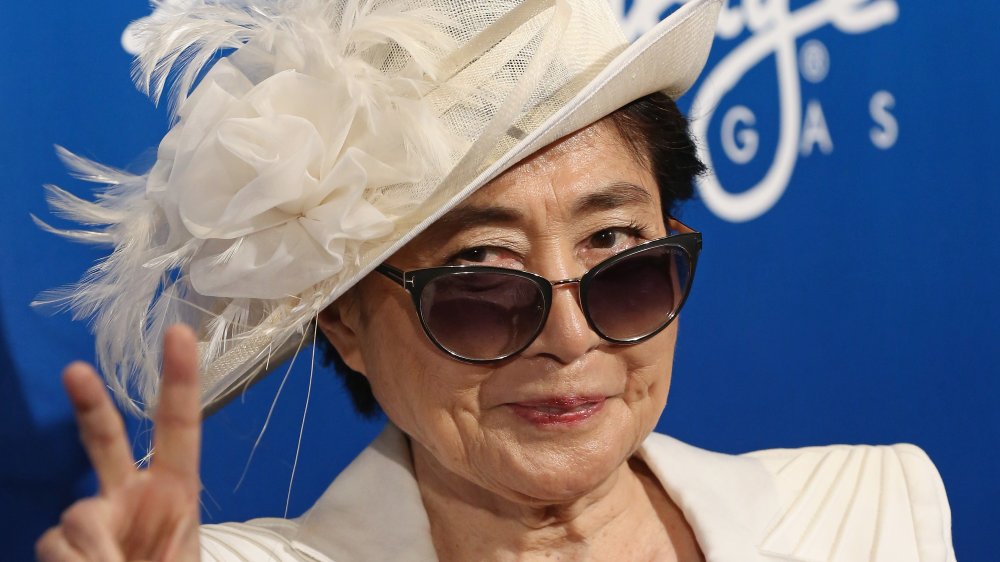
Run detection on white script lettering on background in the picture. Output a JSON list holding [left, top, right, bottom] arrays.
[[613, 0, 900, 222]]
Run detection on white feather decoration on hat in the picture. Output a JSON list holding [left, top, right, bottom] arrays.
[[35, 0, 461, 415], [39, 0, 647, 414]]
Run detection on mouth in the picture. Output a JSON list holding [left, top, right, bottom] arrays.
[[506, 396, 607, 426]]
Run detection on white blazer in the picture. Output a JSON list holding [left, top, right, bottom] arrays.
[[199, 425, 956, 561]]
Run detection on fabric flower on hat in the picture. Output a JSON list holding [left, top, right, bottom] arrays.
[[147, 57, 419, 299], [137, 0, 459, 299], [34, 0, 462, 412]]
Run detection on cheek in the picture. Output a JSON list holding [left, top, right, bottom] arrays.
[[355, 285, 487, 451], [620, 322, 678, 419]]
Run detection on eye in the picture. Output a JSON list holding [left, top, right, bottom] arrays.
[[588, 226, 643, 250], [452, 247, 493, 263], [590, 229, 622, 249], [446, 245, 521, 267]]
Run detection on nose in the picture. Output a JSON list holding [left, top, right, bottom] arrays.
[[520, 278, 602, 364]]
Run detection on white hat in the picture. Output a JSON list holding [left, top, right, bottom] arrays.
[[37, 0, 722, 415]]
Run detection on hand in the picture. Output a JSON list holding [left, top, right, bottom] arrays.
[[36, 325, 203, 562]]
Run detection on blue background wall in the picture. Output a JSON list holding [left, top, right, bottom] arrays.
[[1, 1, 996, 560]]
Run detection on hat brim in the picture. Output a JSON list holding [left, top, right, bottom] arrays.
[[203, 0, 722, 415]]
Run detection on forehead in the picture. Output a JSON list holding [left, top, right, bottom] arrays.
[[449, 118, 660, 222]]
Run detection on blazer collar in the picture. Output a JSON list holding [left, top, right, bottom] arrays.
[[637, 432, 796, 562], [292, 424, 438, 561], [291, 424, 794, 562]]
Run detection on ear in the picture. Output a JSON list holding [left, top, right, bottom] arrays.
[[317, 290, 368, 376]]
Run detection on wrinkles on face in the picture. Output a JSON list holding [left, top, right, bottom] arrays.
[[347, 117, 680, 532]]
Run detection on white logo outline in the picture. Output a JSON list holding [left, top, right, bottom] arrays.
[[617, 0, 900, 222]]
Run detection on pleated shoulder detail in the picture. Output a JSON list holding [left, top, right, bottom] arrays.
[[746, 444, 956, 562], [200, 519, 333, 562]]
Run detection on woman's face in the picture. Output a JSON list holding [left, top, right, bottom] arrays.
[[322, 118, 678, 504]]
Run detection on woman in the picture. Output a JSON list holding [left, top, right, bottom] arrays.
[[35, 0, 955, 560]]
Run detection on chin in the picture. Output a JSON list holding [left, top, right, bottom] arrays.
[[487, 420, 639, 504], [505, 450, 628, 505]]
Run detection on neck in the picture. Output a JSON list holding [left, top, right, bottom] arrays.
[[411, 440, 702, 562]]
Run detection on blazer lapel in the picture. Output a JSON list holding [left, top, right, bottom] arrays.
[[292, 424, 439, 562], [638, 433, 807, 562]]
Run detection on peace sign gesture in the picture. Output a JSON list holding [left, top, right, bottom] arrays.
[[36, 325, 203, 562]]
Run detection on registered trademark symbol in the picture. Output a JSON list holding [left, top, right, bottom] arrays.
[[799, 39, 830, 83]]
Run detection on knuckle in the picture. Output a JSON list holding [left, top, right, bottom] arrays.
[[35, 527, 60, 560], [60, 499, 99, 532], [81, 423, 120, 449], [155, 410, 199, 431]]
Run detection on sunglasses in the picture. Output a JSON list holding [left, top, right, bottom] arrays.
[[374, 220, 701, 362]]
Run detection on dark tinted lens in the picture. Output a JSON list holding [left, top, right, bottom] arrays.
[[420, 271, 545, 360], [586, 245, 691, 340]]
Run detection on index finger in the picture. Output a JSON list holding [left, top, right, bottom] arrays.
[[151, 324, 202, 481], [63, 362, 135, 492]]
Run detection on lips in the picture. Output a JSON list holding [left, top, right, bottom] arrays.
[[507, 396, 606, 426]]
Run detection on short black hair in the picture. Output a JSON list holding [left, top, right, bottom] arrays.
[[318, 91, 705, 417]]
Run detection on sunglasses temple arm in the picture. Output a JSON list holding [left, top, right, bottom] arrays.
[[669, 216, 694, 235], [374, 263, 407, 286]]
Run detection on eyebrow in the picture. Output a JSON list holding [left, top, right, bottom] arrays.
[[417, 204, 525, 249], [572, 181, 654, 215], [431, 205, 525, 232], [422, 181, 654, 244]]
